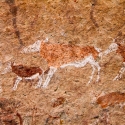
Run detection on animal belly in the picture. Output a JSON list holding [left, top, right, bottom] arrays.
[[25, 73, 39, 80]]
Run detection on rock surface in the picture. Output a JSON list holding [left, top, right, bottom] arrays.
[[0, 0, 125, 124]]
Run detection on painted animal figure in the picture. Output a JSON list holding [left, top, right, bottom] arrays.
[[102, 34, 125, 81], [22, 40, 101, 88], [11, 62, 44, 90]]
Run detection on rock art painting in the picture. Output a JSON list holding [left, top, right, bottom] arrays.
[[22, 40, 101, 88], [2, 32, 125, 90], [102, 32, 125, 81], [0, 0, 125, 124], [11, 62, 44, 90], [5, 0, 23, 45]]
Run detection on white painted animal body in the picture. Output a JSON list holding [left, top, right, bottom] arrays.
[[22, 40, 101, 88], [2, 62, 44, 90]]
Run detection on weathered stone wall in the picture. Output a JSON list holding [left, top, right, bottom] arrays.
[[0, 0, 125, 124]]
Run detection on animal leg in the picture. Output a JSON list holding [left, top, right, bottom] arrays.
[[88, 56, 101, 83], [13, 76, 22, 90], [113, 62, 125, 81], [61, 56, 93, 84], [87, 65, 95, 85], [61, 55, 101, 84], [35, 73, 44, 88], [25, 73, 42, 88], [42, 67, 57, 88], [79, 56, 100, 84], [96, 63, 101, 82]]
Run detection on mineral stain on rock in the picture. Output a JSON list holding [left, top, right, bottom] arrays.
[[5, 0, 23, 46], [90, 0, 99, 27], [52, 97, 65, 107], [0, 98, 23, 125], [97, 92, 125, 108]]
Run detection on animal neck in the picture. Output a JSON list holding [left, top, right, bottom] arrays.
[[103, 43, 118, 56]]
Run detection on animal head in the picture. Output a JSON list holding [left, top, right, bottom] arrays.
[[21, 37, 49, 54], [21, 40, 42, 53]]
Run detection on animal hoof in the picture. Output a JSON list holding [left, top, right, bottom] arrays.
[[42, 85, 47, 88], [113, 76, 119, 81], [12, 87, 17, 91], [96, 79, 100, 83]]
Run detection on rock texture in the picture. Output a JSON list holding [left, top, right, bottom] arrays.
[[0, 0, 125, 124]]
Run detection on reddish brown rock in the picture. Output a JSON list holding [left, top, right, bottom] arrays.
[[97, 92, 125, 108], [0, 98, 23, 125], [52, 97, 65, 107]]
